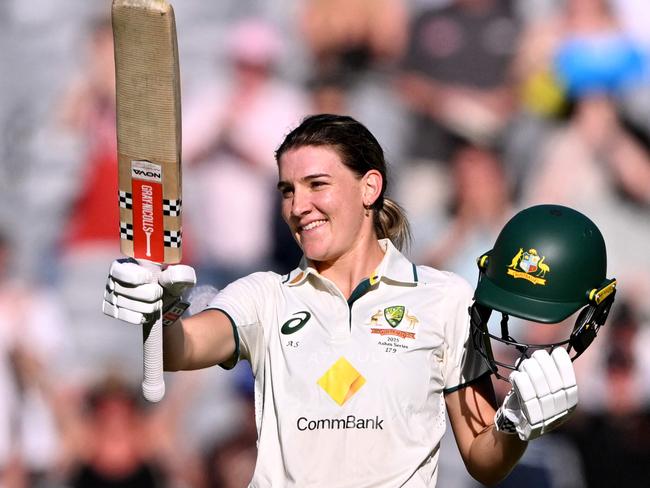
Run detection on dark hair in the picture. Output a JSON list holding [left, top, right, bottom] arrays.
[[275, 114, 411, 250], [84, 374, 142, 414]]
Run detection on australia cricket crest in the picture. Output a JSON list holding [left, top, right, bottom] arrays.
[[384, 305, 405, 328], [507, 247, 550, 285], [519, 250, 540, 273], [366, 306, 420, 347]]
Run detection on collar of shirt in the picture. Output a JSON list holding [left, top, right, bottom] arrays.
[[284, 239, 419, 290]]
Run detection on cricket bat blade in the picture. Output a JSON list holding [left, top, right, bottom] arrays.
[[112, 0, 183, 402]]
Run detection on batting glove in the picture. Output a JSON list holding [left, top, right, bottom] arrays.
[[102, 258, 196, 326], [494, 348, 578, 441]]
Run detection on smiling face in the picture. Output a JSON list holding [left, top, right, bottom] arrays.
[[277, 145, 381, 266]]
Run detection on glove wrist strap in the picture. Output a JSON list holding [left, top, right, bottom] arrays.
[[162, 299, 190, 327], [494, 408, 518, 435]]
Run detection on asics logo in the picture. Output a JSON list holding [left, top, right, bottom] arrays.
[[281, 311, 311, 335]]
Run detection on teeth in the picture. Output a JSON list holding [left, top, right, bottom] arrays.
[[302, 220, 326, 231]]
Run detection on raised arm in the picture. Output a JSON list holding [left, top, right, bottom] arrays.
[[163, 309, 236, 371]]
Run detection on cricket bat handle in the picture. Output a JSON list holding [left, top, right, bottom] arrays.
[[139, 259, 165, 402]]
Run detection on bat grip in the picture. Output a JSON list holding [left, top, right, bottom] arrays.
[[139, 259, 165, 402]]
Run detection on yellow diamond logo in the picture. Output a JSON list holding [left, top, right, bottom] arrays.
[[317, 357, 366, 406]]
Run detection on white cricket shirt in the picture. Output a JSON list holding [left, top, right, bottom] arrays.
[[209, 239, 489, 487]]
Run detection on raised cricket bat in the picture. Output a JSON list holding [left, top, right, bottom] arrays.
[[112, 0, 182, 402]]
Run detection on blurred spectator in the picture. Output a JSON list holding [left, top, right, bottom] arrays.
[[394, 0, 520, 258], [0, 231, 68, 488], [63, 375, 167, 488], [299, 0, 408, 83], [57, 16, 119, 252], [297, 0, 410, 162], [397, 0, 520, 164], [182, 17, 312, 286], [522, 95, 650, 207], [421, 141, 513, 282], [507, 0, 650, 194], [512, 0, 644, 118], [551, 0, 648, 101]]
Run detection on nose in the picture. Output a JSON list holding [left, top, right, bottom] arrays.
[[291, 187, 312, 217]]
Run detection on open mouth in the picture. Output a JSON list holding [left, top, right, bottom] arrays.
[[300, 220, 327, 232]]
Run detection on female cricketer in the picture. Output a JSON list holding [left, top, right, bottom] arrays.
[[103, 114, 578, 487]]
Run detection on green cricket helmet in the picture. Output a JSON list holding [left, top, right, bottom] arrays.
[[471, 204, 617, 379]]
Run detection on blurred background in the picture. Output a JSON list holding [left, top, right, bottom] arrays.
[[1, 0, 650, 486]]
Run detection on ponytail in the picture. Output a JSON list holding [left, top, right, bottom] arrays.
[[374, 197, 411, 251]]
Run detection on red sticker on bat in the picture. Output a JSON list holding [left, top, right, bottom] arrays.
[[131, 160, 164, 262]]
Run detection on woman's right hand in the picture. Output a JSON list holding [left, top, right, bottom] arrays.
[[102, 258, 196, 326]]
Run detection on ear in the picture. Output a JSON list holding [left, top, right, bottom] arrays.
[[362, 169, 383, 207]]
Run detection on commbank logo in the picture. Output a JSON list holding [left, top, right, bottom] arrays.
[[297, 415, 383, 431], [280, 311, 311, 335], [317, 357, 365, 406]]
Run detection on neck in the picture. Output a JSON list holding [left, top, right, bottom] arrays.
[[310, 235, 385, 299]]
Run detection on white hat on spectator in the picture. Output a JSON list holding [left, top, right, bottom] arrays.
[[226, 18, 284, 66]]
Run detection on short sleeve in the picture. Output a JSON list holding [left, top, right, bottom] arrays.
[[207, 272, 277, 377], [442, 274, 490, 393]]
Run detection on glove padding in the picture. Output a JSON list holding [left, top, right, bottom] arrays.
[[495, 348, 578, 441], [102, 258, 196, 326]]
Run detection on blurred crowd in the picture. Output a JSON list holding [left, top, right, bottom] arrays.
[[1, 0, 650, 486]]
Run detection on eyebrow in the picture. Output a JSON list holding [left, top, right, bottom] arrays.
[[277, 173, 331, 191]]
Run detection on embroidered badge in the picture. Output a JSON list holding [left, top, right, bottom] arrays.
[[507, 248, 550, 285], [384, 305, 405, 328], [367, 306, 419, 341]]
